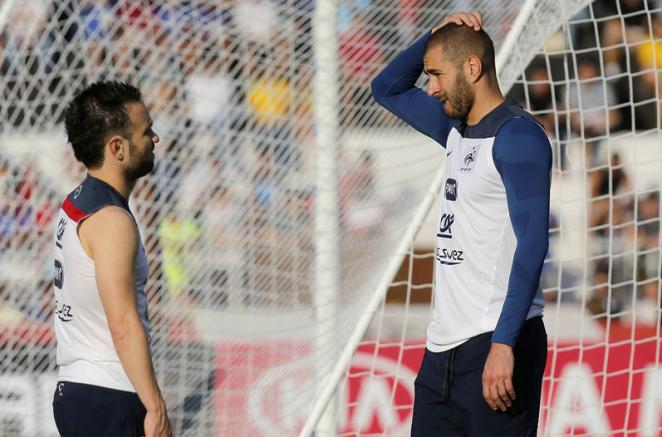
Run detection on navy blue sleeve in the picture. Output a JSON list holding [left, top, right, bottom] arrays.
[[491, 118, 552, 346], [371, 33, 454, 147]]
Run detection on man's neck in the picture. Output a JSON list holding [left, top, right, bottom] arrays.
[[88, 168, 134, 199], [466, 88, 505, 126]]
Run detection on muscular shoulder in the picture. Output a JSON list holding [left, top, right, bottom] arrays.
[[79, 206, 138, 260], [82, 205, 135, 229], [496, 117, 548, 145]]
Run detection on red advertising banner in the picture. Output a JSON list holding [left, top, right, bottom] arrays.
[[214, 337, 662, 436]]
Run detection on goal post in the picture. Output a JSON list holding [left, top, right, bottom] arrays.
[[0, 1, 660, 436]]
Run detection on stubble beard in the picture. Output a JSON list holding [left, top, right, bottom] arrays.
[[126, 140, 155, 181], [445, 72, 475, 120]]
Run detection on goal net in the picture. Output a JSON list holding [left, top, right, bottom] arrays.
[[0, 1, 660, 436]]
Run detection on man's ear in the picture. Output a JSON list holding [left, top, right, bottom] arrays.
[[465, 54, 483, 83], [107, 135, 127, 161]]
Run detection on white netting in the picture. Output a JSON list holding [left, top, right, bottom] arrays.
[[0, 0, 660, 436]]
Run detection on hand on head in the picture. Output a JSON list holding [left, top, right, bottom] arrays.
[[433, 11, 483, 33]]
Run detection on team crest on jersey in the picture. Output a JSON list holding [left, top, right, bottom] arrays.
[[73, 185, 83, 199], [459, 144, 481, 173]]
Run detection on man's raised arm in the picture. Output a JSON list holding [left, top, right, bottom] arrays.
[[370, 32, 453, 146]]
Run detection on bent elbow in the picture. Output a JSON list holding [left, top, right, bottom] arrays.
[[371, 75, 387, 103]]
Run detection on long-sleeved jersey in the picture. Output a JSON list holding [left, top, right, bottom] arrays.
[[372, 32, 551, 351]]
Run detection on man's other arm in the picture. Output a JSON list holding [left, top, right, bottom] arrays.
[[492, 118, 552, 346], [370, 33, 454, 146], [482, 117, 551, 412], [80, 206, 171, 437]]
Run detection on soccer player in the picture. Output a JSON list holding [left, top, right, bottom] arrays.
[[372, 12, 551, 436], [53, 81, 172, 437]]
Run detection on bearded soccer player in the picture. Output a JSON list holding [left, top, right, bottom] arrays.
[[372, 12, 551, 436], [53, 81, 172, 437]]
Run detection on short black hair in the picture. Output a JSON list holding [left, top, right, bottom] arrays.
[[425, 24, 496, 79], [63, 81, 142, 169]]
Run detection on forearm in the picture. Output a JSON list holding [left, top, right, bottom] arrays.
[[111, 316, 163, 411], [492, 239, 548, 346], [371, 32, 430, 100], [371, 33, 452, 144]]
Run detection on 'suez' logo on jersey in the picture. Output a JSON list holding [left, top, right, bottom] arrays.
[[436, 248, 464, 265], [55, 300, 73, 322], [460, 145, 480, 173], [437, 213, 454, 239]]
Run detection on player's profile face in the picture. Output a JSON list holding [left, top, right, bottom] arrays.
[[424, 46, 475, 120], [125, 101, 158, 180]]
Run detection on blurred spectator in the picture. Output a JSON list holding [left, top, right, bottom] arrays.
[[340, 151, 384, 237], [184, 49, 234, 128], [246, 42, 296, 167], [525, 61, 557, 134], [198, 182, 244, 308], [397, 0, 423, 43], [633, 13, 662, 130], [158, 209, 201, 305], [566, 56, 621, 137], [635, 279, 660, 326], [589, 152, 631, 242], [0, 198, 12, 250], [78, 1, 113, 80], [3, 2, 50, 127], [564, 56, 621, 165], [587, 260, 630, 318], [0, 158, 12, 195], [233, 0, 278, 44], [599, 17, 644, 132], [339, 12, 384, 127], [637, 190, 660, 285], [636, 14, 662, 71], [601, 18, 628, 78]]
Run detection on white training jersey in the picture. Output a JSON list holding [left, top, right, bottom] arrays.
[[427, 105, 545, 352], [53, 175, 150, 392]]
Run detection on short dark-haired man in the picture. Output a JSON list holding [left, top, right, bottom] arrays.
[[53, 81, 172, 437], [372, 12, 551, 437]]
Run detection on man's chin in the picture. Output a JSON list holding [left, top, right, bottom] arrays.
[[127, 162, 155, 180], [447, 110, 465, 120]]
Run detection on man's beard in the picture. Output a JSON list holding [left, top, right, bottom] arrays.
[[444, 72, 475, 120], [125, 141, 155, 180]]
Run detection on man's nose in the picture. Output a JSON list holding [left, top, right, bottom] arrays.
[[427, 79, 440, 97]]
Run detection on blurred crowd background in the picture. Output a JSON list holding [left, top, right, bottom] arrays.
[[0, 0, 661, 344]]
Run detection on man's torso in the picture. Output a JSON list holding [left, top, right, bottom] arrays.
[[427, 101, 545, 352], [53, 175, 149, 391]]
